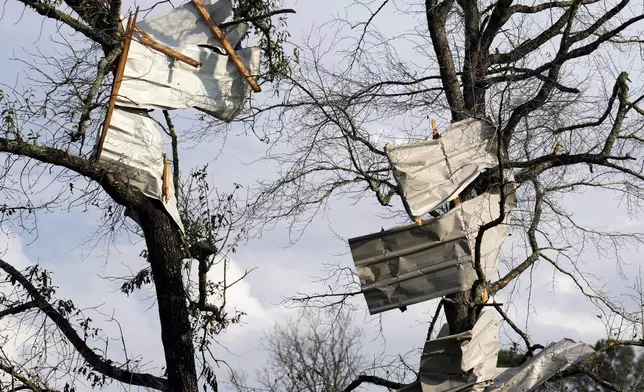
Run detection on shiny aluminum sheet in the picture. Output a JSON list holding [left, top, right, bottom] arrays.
[[387, 118, 499, 218], [117, 40, 260, 121], [349, 182, 515, 315], [485, 339, 595, 392], [94, 108, 184, 231], [420, 309, 500, 392]]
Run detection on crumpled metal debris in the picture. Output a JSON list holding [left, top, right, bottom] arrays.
[[485, 339, 595, 392], [348, 180, 515, 314], [420, 308, 500, 392], [359, 117, 596, 392], [117, 41, 260, 120], [95, 0, 262, 232], [387, 118, 500, 219], [92, 108, 184, 231]]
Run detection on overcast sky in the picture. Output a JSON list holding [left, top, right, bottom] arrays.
[[1, 0, 643, 391]]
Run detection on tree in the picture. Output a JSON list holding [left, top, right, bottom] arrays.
[[253, 309, 364, 392], [0, 0, 293, 391], [228, 0, 644, 389], [588, 340, 644, 392]]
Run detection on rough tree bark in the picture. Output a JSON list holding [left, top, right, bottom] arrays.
[[137, 203, 198, 392]]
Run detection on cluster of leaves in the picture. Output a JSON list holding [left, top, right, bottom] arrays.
[[233, 0, 294, 82]]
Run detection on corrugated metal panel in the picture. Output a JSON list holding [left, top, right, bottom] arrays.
[[348, 182, 515, 315], [387, 118, 499, 218], [94, 108, 184, 231], [349, 206, 475, 315], [420, 309, 500, 392], [486, 339, 595, 392], [117, 40, 260, 121]]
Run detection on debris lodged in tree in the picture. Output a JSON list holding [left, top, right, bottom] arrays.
[[92, 0, 264, 232], [348, 118, 514, 314]]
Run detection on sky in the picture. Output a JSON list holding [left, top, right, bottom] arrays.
[[1, 1, 643, 391]]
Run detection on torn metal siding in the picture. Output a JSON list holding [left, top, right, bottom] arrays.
[[117, 40, 260, 121], [420, 309, 500, 392], [461, 178, 516, 279], [387, 118, 499, 218], [485, 339, 595, 392], [348, 183, 514, 315], [135, 0, 246, 49], [93, 108, 184, 231], [349, 207, 476, 315]]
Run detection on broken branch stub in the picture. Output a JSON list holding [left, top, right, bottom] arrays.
[[192, 0, 261, 93]]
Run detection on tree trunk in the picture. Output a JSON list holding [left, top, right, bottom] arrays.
[[138, 201, 198, 392], [444, 291, 475, 333]]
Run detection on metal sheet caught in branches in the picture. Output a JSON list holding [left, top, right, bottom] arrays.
[[92, 107, 184, 231], [387, 118, 500, 219], [116, 39, 260, 121], [348, 181, 515, 315]]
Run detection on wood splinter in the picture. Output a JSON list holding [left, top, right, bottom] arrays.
[[95, 7, 139, 162], [431, 119, 440, 140], [134, 24, 202, 68], [554, 140, 563, 155], [192, 0, 261, 92], [162, 155, 171, 203]]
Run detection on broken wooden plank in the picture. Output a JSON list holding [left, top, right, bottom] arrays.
[[163, 154, 171, 203], [192, 0, 261, 93], [432, 119, 440, 140], [96, 8, 139, 162], [134, 24, 202, 68]]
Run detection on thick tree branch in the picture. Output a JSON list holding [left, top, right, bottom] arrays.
[[162, 110, 180, 198], [490, 11, 644, 80], [0, 258, 168, 391], [73, 48, 122, 142], [553, 75, 621, 134], [16, 0, 108, 46], [0, 138, 147, 209], [489, 179, 543, 294], [425, 0, 466, 121], [500, 0, 580, 144], [489, 4, 575, 64], [0, 301, 37, 319], [342, 375, 406, 392], [0, 361, 58, 392]]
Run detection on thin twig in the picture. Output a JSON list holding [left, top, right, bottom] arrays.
[[219, 9, 296, 29]]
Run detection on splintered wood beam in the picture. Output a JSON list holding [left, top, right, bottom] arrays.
[[95, 8, 139, 162], [162, 155, 171, 203], [431, 119, 440, 139], [191, 0, 261, 93], [134, 24, 202, 68]]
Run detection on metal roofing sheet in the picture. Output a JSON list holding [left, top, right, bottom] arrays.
[[387, 118, 499, 218]]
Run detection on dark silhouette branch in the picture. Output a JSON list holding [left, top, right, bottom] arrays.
[[0, 301, 37, 319], [16, 0, 108, 46], [342, 375, 406, 392], [0, 258, 168, 391], [0, 138, 147, 209], [219, 9, 296, 29]]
